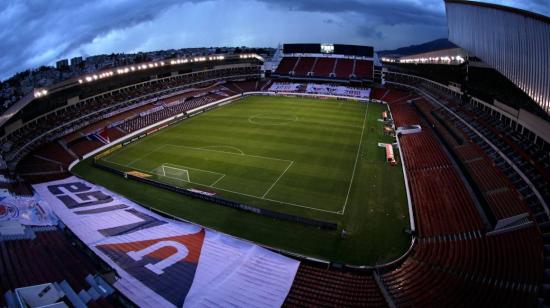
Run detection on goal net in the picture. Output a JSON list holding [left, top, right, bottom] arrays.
[[158, 165, 190, 182]]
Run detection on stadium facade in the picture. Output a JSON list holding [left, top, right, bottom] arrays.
[[445, 0, 550, 115]]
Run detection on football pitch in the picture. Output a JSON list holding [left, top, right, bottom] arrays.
[[75, 95, 410, 264]]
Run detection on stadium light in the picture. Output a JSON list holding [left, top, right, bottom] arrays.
[[74, 54, 232, 85], [34, 88, 49, 98]]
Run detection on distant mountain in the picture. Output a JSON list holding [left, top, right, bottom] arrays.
[[377, 38, 457, 56]]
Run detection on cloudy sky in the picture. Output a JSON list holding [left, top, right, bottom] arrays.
[[0, 0, 548, 80]]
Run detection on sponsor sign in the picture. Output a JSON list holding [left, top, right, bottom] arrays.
[[187, 188, 216, 197]]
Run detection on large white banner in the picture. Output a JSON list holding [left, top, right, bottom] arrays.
[[33, 177, 298, 307]]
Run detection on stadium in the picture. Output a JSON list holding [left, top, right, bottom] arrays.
[[0, 0, 548, 307]]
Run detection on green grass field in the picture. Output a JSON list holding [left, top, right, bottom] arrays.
[[74, 95, 410, 265]]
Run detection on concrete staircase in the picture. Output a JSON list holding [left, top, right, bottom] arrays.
[[4, 274, 115, 308]]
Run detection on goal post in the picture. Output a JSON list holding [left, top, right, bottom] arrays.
[[158, 165, 190, 182]]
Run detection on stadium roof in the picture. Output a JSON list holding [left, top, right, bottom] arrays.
[[444, 0, 550, 23]]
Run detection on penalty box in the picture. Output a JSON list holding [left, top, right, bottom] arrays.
[[149, 145, 294, 197]]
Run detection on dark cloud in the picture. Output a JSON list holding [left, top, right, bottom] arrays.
[[0, 0, 547, 80], [259, 0, 447, 26], [0, 0, 195, 79], [258, 0, 447, 51]]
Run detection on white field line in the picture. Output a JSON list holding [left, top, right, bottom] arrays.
[[209, 174, 226, 187], [160, 173, 190, 183], [262, 161, 294, 198], [163, 162, 226, 176], [155, 163, 339, 214], [198, 145, 244, 155], [103, 159, 341, 215], [161, 162, 226, 186], [340, 103, 370, 214], [160, 165, 190, 181], [163, 144, 294, 163]]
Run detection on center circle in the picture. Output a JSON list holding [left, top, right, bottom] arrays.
[[248, 113, 298, 126]]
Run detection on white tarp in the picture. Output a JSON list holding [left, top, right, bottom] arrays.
[[0, 191, 57, 226], [306, 83, 371, 98], [33, 177, 299, 307], [268, 82, 301, 92]]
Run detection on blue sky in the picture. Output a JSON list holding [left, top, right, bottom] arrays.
[[0, 0, 548, 80]]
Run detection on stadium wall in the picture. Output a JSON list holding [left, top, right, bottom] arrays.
[[445, 0, 550, 115]]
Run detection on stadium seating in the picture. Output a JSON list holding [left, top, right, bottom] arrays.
[[16, 142, 74, 183], [230, 80, 260, 92], [14, 84, 248, 184], [1, 66, 259, 168], [293, 57, 316, 76], [0, 227, 120, 307], [275, 57, 299, 75], [400, 79, 548, 223], [119, 95, 216, 134], [354, 60, 374, 80], [69, 139, 104, 158], [334, 59, 354, 79], [370, 88, 389, 101], [284, 263, 386, 307], [311, 58, 336, 77], [418, 102, 528, 220], [382, 226, 541, 307], [274, 56, 374, 81]]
